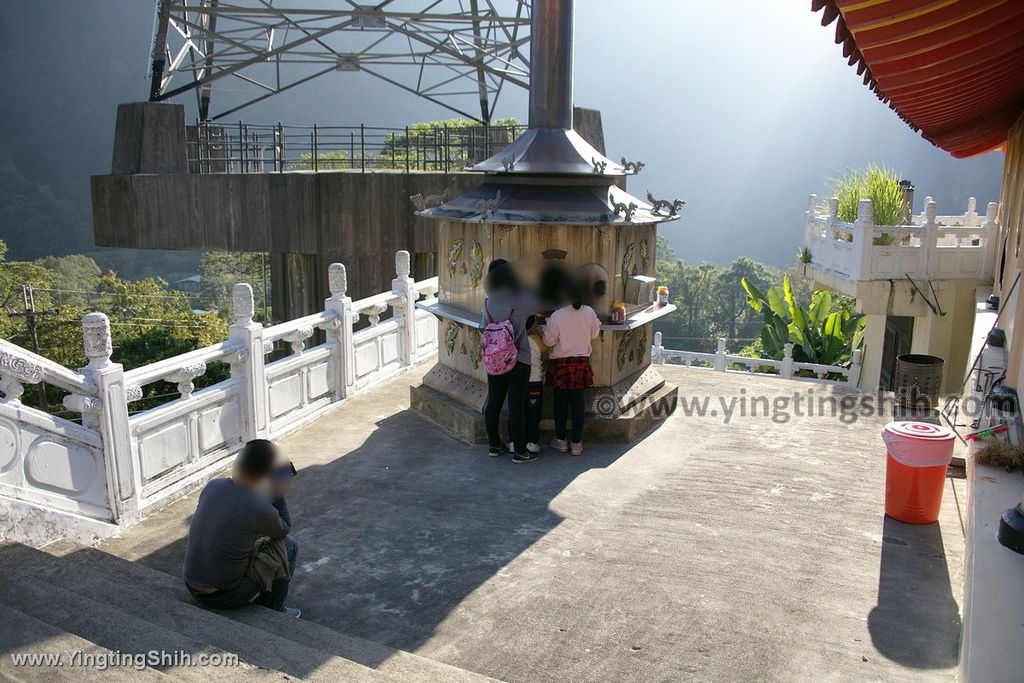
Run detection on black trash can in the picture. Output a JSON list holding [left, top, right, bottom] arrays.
[[895, 354, 944, 409]]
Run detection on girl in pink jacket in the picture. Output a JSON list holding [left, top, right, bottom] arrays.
[[543, 296, 601, 456]]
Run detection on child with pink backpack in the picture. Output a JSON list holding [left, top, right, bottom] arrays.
[[481, 260, 538, 463]]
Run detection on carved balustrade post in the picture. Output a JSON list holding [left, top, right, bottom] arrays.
[[653, 331, 665, 365], [713, 338, 727, 372], [851, 199, 875, 279], [982, 201, 999, 281], [922, 199, 939, 278], [229, 283, 269, 441], [848, 349, 863, 388], [391, 250, 418, 367], [325, 263, 355, 399], [781, 343, 795, 380], [827, 196, 839, 272], [78, 312, 138, 524]]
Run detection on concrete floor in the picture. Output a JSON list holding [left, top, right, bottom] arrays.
[[101, 363, 966, 682]]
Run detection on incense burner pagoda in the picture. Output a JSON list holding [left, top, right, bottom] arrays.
[[411, 0, 681, 442]]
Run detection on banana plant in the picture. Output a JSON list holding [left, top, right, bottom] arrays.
[[741, 276, 864, 366]]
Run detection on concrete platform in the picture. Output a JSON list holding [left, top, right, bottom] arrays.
[[99, 363, 966, 682]]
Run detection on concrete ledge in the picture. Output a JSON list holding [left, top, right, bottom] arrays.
[[959, 457, 1024, 683], [411, 383, 489, 444], [0, 496, 119, 548]]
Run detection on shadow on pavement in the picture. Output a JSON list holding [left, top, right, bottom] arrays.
[[133, 407, 632, 660], [867, 515, 961, 669]]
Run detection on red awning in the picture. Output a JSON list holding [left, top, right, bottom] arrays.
[[812, 0, 1024, 158]]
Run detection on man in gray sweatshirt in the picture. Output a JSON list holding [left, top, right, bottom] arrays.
[[183, 439, 300, 617]]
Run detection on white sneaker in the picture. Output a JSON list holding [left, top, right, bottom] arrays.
[[282, 606, 302, 619], [526, 442, 541, 454]]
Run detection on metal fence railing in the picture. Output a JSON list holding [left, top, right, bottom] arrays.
[[186, 120, 526, 174]]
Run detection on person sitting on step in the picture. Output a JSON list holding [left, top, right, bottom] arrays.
[[183, 439, 301, 618]]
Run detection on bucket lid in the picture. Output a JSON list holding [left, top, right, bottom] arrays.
[[884, 421, 955, 442], [882, 421, 956, 467]]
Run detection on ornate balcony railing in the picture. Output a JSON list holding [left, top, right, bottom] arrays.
[[0, 252, 438, 544], [803, 195, 998, 283]]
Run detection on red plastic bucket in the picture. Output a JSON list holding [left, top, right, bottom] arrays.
[[881, 421, 955, 524]]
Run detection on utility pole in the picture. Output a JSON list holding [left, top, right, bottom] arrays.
[[21, 285, 48, 410]]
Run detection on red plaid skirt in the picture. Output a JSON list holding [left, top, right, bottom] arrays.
[[546, 356, 594, 390]]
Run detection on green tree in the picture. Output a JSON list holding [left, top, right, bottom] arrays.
[[199, 251, 271, 320], [711, 257, 777, 344], [380, 116, 522, 169], [96, 271, 231, 409], [0, 240, 60, 342], [96, 271, 228, 369], [34, 254, 101, 307], [654, 261, 721, 352]]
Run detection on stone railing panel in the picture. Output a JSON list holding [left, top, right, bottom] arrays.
[[653, 333, 862, 387], [0, 334, 112, 525], [803, 195, 997, 282], [265, 345, 338, 439], [0, 401, 109, 521], [129, 377, 245, 507]]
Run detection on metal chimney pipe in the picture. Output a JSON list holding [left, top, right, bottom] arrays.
[[528, 0, 574, 130]]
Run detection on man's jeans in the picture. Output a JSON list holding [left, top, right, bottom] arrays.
[[188, 535, 298, 612]]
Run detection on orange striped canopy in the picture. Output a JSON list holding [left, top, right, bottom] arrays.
[[813, 0, 1024, 157]]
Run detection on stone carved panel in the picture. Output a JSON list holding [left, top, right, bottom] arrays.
[[269, 374, 302, 419], [0, 418, 19, 474], [0, 352, 44, 384], [24, 437, 99, 496], [306, 361, 331, 402], [354, 340, 380, 380], [199, 399, 242, 453], [138, 421, 190, 481]]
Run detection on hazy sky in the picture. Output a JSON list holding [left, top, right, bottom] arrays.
[[568, 0, 1003, 267], [0, 0, 1005, 268]]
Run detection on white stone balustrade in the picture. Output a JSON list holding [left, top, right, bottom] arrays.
[[803, 195, 998, 282], [652, 332, 862, 387], [0, 253, 439, 544]]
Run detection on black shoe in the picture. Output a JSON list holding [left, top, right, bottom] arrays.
[[488, 444, 507, 457], [512, 451, 540, 463]]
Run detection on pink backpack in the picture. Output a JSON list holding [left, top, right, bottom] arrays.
[[481, 302, 519, 375]]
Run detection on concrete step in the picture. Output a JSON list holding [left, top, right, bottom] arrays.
[[0, 567, 265, 681], [0, 543, 383, 682], [0, 603, 170, 682], [49, 541, 501, 683]]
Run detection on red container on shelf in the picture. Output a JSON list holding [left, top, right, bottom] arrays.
[[881, 421, 956, 524]]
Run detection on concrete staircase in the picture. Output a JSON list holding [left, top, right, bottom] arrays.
[[0, 542, 499, 682]]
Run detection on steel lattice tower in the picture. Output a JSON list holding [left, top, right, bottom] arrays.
[[149, 0, 531, 122]]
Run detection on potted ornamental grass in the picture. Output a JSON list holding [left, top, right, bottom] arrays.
[[826, 166, 908, 245]]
